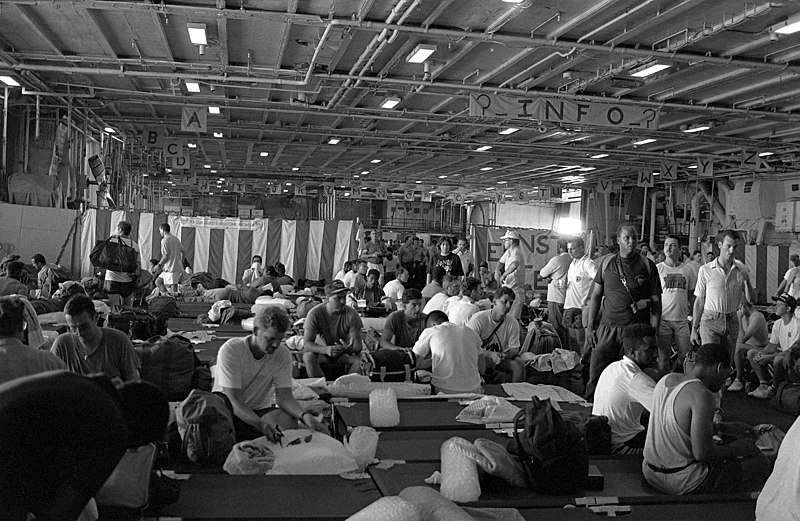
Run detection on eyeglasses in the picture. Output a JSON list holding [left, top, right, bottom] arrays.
[[286, 434, 313, 446]]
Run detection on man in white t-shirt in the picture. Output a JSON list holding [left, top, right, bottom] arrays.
[[755, 412, 800, 521], [103, 220, 141, 307], [413, 310, 482, 394], [495, 230, 526, 320], [592, 323, 657, 454], [776, 254, 800, 299], [214, 306, 328, 441], [383, 268, 409, 310], [563, 237, 597, 354], [447, 277, 482, 325], [748, 293, 800, 399], [157, 223, 184, 294], [656, 235, 696, 375], [468, 287, 523, 382], [423, 275, 460, 315], [539, 239, 572, 351]]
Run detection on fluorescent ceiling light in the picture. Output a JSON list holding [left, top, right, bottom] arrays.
[[480, 167, 494, 171], [406, 43, 436, 63], [381, 96, 401, 109], [370, 159, 382, 164], [211, 170, 218, 174], [633, 138, 657, 146], [486, 187, 495, 190], [688, 165, 697, 169], [260, 152, 269, 157], [759, 151, 775, 157], [682, 124, 711, 133], [328, 138, 341, 145], [213, 132, 223, 138], [104, 127, 115, 133], [292, 167, 299, 171], [208, 106, 220, 114], [438, 175, 448, 178], [187, 143, 197, 148], [590, 153, 609, 159], [353, 175, 360, 178], [0, 76, 20, 87], [361, 171, 369, 175], [187, 23, 207, 45], [286, 182, 293, 186], [772, 14, 800, 35], [502, 0, 524, 3], [498, 180, 507, 184], [204, 164, 211, 168], [630, 62, 670, 78], [499, 127, 519, 135], [185, 81, 200, 92], [476, 145, 492, 152]]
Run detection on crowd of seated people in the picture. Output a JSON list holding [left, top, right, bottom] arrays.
[[3, 223, 800, 521]]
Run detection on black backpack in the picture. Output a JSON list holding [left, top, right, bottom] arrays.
[[90, 237, 138, 273], [361, 348, 417, 382], [109, 307, 161, 340], [509, 397, 589, 495]]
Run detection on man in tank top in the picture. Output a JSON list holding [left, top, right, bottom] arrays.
[[642, 343, 769, 495]]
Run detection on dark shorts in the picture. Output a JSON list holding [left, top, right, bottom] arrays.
[[563, 308, 583, 329], [104, 279, 136, 298]]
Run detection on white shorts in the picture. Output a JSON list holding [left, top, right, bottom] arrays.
[[161, 270, 182, 285]]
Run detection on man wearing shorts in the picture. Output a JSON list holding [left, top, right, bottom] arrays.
[[157, 223, 184, 294]]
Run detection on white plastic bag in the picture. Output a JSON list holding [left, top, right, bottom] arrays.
[[344, 427, 380, 472]]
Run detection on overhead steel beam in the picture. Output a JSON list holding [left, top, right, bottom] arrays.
[[14, 4, 63, 56]]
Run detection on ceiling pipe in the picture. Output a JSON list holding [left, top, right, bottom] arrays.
[[325, 19, 800, 75], [9, 56, 800, 124], [326, 0, 418, 109]]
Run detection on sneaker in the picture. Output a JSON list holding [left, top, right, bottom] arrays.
[[727, 379, 744, 392], [750, 384, 774, 400]]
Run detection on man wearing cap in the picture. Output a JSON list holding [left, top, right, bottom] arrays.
[[747, 293, 800, 399], [776, 253, 800, 306], [302, 280, 364, 378], [495, 230, 526, 321]]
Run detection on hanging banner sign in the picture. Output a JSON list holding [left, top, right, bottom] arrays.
[[659, 161, 678, 181], [452, 193, 465, 204], [294, 184, 307, 196], [142, 127, 166, 148], [323, 185, 335, 197], [514, 190, 528, 202], [268, 184, 282, 195], [596, 179, 614, 193], [181, 106, 208, 132], [637, 170, 654, 188], [697, 157, 714, 177], [374, 187, 387, 200], [469, 93, 660, 130], [493, 192, 505, 204], [741, 150, 772, 172], [404, 190, 415, 201], [421, 192, 432, 202], [172, 156, 189, 170], [164, 140, 183, 158]]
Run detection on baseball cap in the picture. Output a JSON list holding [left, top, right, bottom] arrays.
[[500, 230, 520, 240], [772, 293, 797, 310], [325, 279, 351, 297]]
